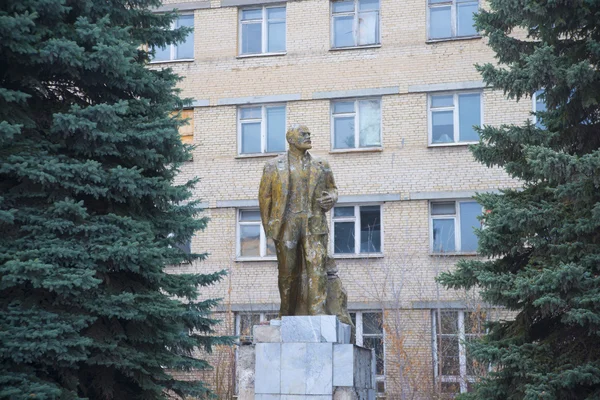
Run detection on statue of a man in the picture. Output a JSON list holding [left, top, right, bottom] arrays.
[[259, 124, 338, 316]]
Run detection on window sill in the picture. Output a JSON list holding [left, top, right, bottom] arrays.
[[237, 52, 287, 59], [330, 147, 383, 154], [149, 58, 195, 65], [330, 44, 382, 52], [333, 253, 384, 259], [235, 257, 278, 263], [428, 141, 478, 148], [429, 252, 478, 257], [426, 35, 482, 44], [235, 152, 283, 159]]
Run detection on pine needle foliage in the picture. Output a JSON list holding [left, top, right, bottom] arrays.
[[438, 1, 600, 399], [0, 1, 230, 398]]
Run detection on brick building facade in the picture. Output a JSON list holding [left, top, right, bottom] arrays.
[[151, 0, 528, 398]]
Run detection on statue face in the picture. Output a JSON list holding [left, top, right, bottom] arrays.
[[288, 126, 312, 150]]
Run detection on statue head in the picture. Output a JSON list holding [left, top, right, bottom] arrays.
[[286, 124, 312, 151]]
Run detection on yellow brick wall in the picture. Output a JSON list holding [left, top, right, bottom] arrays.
[[156, 0, 528, 397]]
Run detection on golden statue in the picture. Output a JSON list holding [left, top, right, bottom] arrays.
[[259, 124, 338, 317]]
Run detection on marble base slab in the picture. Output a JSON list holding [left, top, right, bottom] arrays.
[[238, 316, 374, 400]]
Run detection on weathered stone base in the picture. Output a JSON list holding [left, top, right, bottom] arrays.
[[237, 316, 375, 400]]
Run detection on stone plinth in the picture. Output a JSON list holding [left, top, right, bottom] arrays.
[[237, 316, 375, 400]]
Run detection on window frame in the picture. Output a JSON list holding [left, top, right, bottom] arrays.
[[352, 311, 386, 395], [427, 91, 483, 146], [331, 203, 384, 257], [432, 309, 486, 395], [236, 208, 276, 261], [238, 4, 287, 56], [237, 103, 287, 156], [330, 97, 383, 151], [429, 200, 482, 254], [427, 0, 480, 41], [150, 13, 195, 63], [330, 0, 382, 49]]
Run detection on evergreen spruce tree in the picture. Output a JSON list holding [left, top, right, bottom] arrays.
[[438, 1, 600, 399], [0, 1, 229, 398]]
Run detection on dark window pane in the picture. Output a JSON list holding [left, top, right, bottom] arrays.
[[266, 106, 286, 152], [429, 6, 451, 39], [333, 1, 355, 13], [174, 239, 191, 254], [241, 22, 262, 54], [241, 8, 262, 20], [439, 311, 458, 334], [267, 20, 286, 52], [431, 95, 453, 108], [240, 210, 261, 221], [358, 11, 379, 45], [334, 221, 355, 253], [464, 311, 486, 334], [333, 15, 355, 47], [152, 45, 170, 61], [334, 206, 355, 218], [241, 122, 261, 153], [176, 15, 194, 59], [440, 336, 460, 375], [334, 116, 355, 149], [360, 205, 381, 253], [433, 219, 455, 253], [432, 110, 454, 143], [363, 312, 383, 334], [364, 337, 384, 375], [239, 313, 260, 336], [431, 202, 456, 215], [240, 225, 260, 257], [240, 107, 261, 120], [457, 2, 478, 36], [441, 381, 460, 394], [350, 313, 357, 326], [376, 380, 385, 393], [459, 202, 480, 252], [458, 93, 480, 142]]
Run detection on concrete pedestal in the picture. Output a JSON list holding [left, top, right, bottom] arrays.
[[237, 316, 375, 400]]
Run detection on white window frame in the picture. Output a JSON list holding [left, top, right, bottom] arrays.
[[432, 310, 486, 395], [427, 0, 480, 40], [238, 5, 287, 56], [237, 104, 287, 155], [331, 203, 383, 256], [352, 311, 386, 395], [151, 14, 195, 62], [330, 0, 381, 49], [429, 200, 481, 254], [427, 91, 483, 146], [236, 208, 276, 260], [330, 98, 383, 150]]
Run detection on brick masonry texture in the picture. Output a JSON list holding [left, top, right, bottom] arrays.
[[156, 0, 528, 397]]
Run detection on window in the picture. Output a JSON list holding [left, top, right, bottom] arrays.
[[430, 201, 481, 253], [433, 310, 486, 396], [152, 15, 194, 61], [238, 105, 286, 155], [235, 311, 279, 341], [351, 311, 385, 394], [177, 109, 194, 144], [428, 92, 481, 145], [239, 6, 286, 55], [332, 205, 382, 255], [237, 209, 276, 259], [428, 0, 478, 40], [331, 99, 381, 150], [533, 90, 546, 129], [331, 0, 380, 48]]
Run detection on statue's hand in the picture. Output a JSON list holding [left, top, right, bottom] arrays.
[[317, 191, 335, 211]]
